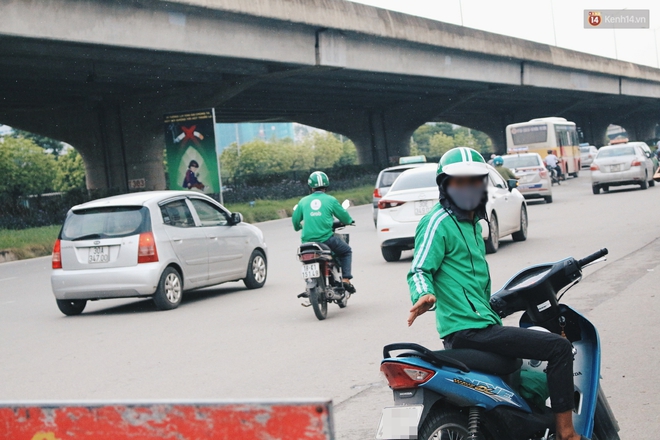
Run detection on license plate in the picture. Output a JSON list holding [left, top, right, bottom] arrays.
[[414, 200, 434, 216], [610, 164, 621, 172], [376, 405, 424, 439], [88, 246, 109, 264], [301, 263, 320, 279]]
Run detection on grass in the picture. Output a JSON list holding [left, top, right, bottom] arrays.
[[0, 185, 374, 261], [0, 225, 60, 260], [224, 184, 374, 223]]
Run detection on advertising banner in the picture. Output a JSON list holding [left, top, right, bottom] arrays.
[[164, 109, 221, 197]]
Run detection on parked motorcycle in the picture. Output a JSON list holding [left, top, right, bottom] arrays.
[[377, 248, 620, 440], [296, 200, 353, 320]]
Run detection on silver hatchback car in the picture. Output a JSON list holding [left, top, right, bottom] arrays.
[[51, 191, 268, 315]]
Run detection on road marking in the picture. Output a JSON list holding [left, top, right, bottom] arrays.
[[0, 277, 17, 282]]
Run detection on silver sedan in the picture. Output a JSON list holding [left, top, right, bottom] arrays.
[[51, 191, 268, 315], [590, 144, 655, 194]]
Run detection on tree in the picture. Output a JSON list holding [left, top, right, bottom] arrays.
[[54, 149, 86, 191], [428, 132, 455, 157], [0, 137, 57, 198], [10, 129, 65, 157], [337, 140, 358, 166], [304, 132, 343, 168]]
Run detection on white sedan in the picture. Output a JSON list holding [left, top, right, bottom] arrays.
[[376, 164, 528, 261]]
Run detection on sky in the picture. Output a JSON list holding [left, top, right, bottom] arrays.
[[348, 0, 660, 68]]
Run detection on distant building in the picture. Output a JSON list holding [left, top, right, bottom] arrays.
[[215, 122, 295, 152]]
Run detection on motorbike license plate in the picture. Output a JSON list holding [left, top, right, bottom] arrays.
[[88, 246, 109, 264], [301, 263, 320, 279], [414, 200, 433, 216], [376, 405, 424, 440]]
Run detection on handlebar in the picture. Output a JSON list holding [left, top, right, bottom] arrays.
[[577, 248, 608, 268]]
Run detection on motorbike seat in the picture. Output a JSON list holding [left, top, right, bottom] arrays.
[[299, 242, 331, 252], [433, 349, 522, 376]]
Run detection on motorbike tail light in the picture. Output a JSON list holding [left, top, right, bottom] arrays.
[[52, 239, 62, 269], [300, 253, 319, 262], [138, 232, 159, 264], [631, 159, 642, 167], [380, 362, 435, 389], [590, 163, 599, 171], [373, 188, 382, 198], [378, 200, 405, 210]]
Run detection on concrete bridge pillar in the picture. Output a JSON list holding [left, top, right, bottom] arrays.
[[571, 113, 611, 147]]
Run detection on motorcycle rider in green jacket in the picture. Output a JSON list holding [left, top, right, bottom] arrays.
[[293, 171, 356, 293], [407, 148, 585, 440]]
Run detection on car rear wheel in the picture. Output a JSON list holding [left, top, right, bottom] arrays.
[[381, 247, 402, 262], [602, 185, 610, 192], [544, 195, 553, 203], [511, 205, 528, 242], [56, 299, 87, 316], [153, 267, 183, 311], [485, 213, 499, 254], [592, 185, 601, 195], [641, 173, 649, 190], [244, 250, 267, 289]]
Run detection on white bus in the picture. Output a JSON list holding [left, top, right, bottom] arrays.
[[505, 117, 581, 177]]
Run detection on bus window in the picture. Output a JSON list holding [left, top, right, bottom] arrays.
[[510, 124, 548, 145]]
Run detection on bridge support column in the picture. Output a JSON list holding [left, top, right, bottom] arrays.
[[571, 113, 611, 147], [619, 118, 659, 143]]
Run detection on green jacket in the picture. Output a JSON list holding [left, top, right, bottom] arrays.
[[496, 165, 517, 181], [407, 203, 502, 338], [292, 191, 353, 242]]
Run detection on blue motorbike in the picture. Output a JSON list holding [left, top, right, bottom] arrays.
[[377, 249, 620, 440]]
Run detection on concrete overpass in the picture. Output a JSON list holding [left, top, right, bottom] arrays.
[[1, 0, 660, 191]]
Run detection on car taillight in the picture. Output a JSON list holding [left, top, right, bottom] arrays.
[[590, 164, 599, 171], [378, 200, 406, 210], [373, 188, 382, 198], [138, 232, 159, 264], [380, 362, 435, 389], [52, 239, 62, 269], [631, 159, 642, 167]]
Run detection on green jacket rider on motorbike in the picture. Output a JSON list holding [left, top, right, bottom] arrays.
[[292, 171, 356, 293]]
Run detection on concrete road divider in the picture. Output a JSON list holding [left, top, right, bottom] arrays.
[[0, 399, 335, 440]]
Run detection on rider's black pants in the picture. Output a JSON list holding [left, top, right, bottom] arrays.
[[444, 324, 575, 413]]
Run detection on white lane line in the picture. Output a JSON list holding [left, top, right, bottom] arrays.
[[0, 277, 17, 282]]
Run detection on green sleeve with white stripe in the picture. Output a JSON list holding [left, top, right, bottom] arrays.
[[407, 211, 446, 305]]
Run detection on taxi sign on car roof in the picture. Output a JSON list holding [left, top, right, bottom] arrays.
[[399, 155, 427, 165], [507, 147, 529, 154]]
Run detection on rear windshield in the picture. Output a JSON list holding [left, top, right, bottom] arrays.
[[390, 168, 436, 191], [597, 147, 635, 158], [502, 155, 540, 168], [61, 206, 150, 241], [378, 170, 405, 188]]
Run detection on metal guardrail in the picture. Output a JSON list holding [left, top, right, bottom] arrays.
[[0, 399, 335, 440]]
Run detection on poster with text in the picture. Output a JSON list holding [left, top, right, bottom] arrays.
[[164, 110, 219, 194]]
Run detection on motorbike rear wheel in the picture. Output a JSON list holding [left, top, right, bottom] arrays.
[[418, 408, 481, 440], [310, 276, 328, 320]]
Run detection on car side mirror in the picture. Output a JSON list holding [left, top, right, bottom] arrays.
[[230, 212, 243, 225], [341, 199, 351, 209], [507, 179, 519, 192]]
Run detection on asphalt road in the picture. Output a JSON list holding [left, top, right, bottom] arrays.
[[1, 171, 659, 438]]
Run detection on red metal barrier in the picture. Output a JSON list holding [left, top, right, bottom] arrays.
[[0, 400, 335, 440]]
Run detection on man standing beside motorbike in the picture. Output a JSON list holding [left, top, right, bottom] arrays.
[[292, 171, 356, 294], [406, 147, 586, 440]]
